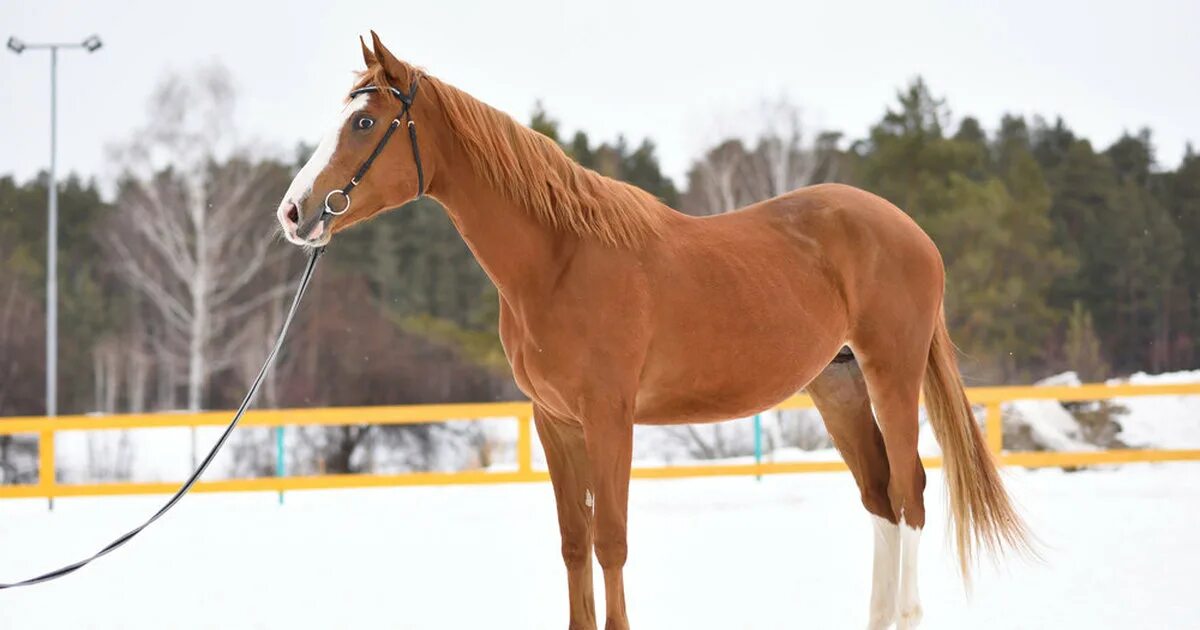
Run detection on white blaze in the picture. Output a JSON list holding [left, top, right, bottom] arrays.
[[279, 93, 372, 228]]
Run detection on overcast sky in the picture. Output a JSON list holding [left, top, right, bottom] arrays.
[[3, 0, 1197, 189]]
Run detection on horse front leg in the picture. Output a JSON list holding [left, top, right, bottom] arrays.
[[535, 406, 598, 630], [581, 401, 635, 630]]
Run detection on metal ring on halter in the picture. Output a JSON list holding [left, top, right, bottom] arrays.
[[323, 189, 351, 216]]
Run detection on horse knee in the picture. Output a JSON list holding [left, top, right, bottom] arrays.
[[562, 539, 591, 569], [594, 540, 627, 570]]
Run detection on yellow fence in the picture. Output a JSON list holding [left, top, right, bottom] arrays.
[[1, 382, 1199, 499]]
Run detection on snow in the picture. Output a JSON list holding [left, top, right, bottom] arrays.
[[967, 370, 1200, 453], [1005, 372, 1096, 451], [55, 424, 245, 482], [1109, 370, 1200, 448], [15, 371, 1198, 626], [1, 463, 1197, 629]]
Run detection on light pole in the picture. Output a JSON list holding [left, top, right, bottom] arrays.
[[7, 34, 103, 421]]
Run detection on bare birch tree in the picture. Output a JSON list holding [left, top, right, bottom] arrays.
[[683, 96, 833, 217], [105, 64, 293, 463], [690, 139, 750, 216], [750, 96, 826, 199]]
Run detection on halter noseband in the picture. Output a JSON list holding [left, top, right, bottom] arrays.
[[296, 76, 425, 240]]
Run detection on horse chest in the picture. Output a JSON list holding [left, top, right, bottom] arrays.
[[498, 303, 584, 415]]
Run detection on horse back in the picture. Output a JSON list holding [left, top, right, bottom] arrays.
[[632, 183, 942, 423]]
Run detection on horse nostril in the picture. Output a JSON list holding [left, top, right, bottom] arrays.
[[286, 203, 300, 225]]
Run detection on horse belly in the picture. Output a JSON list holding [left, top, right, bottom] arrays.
[[634, 319, 842, 425]]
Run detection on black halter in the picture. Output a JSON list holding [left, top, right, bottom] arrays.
[[296, 76, 425, 240]]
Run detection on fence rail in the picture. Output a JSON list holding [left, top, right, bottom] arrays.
[[1, 382, 1198, 500]]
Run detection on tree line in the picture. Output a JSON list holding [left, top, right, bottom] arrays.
[[678, 79, 1198, 383], [2, 69, 1197, 430]]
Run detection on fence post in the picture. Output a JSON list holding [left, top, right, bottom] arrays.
[[39, 429, 55, 510], [985, 401, 1003, 458], [753, 414, 763, 481], [517, 414, 533, 477], [276, 425, 286, 505]]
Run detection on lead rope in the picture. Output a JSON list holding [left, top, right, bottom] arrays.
[[0, 246, 326, 590]]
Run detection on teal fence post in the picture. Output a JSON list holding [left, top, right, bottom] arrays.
[[753, 413, 763, 481], [276, 425, 286, 505]]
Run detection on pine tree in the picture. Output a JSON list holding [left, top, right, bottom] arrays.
[[1064, 301, 1109, 381], [1160, 146, 1200, 366], [852, 79, 1071, 379]]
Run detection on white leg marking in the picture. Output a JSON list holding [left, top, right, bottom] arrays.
[[867, 515, 900, 630], [897, 522, 923, 630]]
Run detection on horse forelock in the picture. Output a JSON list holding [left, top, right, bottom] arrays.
[[351, 63, 400, 105]]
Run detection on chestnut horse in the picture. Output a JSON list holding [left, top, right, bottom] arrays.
[[277, 32, 1030, 630]]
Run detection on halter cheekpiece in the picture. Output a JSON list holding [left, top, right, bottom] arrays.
[[296, 76, 425, 239]]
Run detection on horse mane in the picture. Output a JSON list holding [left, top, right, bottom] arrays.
[[355, 64, 669, 248]]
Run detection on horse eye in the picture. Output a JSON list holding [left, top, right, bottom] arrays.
[[356, 117, 375, 130]]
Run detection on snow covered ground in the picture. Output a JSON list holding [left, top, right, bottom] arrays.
[[1, 463, 1197, 629]]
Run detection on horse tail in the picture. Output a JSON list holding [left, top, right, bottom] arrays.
[[923, 310, 1033, 584]]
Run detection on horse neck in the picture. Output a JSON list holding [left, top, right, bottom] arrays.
[[424, 135, 569, 302]]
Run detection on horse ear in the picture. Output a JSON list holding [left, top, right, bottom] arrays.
[[369, 30, 405, 79], [360, 35, 377, 68]]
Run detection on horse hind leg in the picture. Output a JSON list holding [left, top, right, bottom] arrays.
[[806, 350, 900, 630], [852, 321, 936, 630]]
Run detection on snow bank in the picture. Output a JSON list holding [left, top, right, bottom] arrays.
[[1108, 370, 1200, 448], [1004, 371, 1096, 452], [979, 370, 1200, 452]]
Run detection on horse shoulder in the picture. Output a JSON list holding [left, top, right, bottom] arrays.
[[499, 246, 652, 418]]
